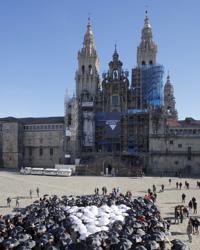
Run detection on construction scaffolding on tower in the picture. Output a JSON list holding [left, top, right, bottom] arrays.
[[139, 64, 164, 108]]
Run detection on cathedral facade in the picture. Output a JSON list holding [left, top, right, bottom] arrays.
[[1, 14, 200, 176]]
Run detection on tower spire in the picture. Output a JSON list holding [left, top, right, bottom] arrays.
[[167, 71, 170, 81], [164, 73, 178, 118], [113, 43, 119, 62], [137, 12, 157, 65], [144, 10, 151, 29], [83, 17, 96, 55], [76, 17, 100, 99]]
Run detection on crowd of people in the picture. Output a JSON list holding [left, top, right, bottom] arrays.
[[1, 177, 200, 249], [144, 179, 200, 246], [0, 187, 190, 250]]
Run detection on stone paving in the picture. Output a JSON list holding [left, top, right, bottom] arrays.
[[0, 171, 200, 249]]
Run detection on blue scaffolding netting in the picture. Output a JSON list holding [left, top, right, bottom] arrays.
[[139, 64, 164, 108]]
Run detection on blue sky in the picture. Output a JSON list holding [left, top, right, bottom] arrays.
[[0, 0, 199, 119]]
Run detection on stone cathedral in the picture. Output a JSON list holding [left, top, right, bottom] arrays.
[[1, 14, 200, 176]]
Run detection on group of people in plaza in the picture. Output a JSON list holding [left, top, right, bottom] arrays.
[[146, 178, 200, 245], [0, 187, 187, 250], [94, 186, 121, 197], [174, 179, 200, 244], [176, 181, 190, 190], [1, 176, 200, 248], [5, 187, 40, 209]]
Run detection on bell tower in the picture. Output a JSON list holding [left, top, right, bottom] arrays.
[[75, 18, 100, 101], [164, 73, 178, 118], [137, 11, 157, 66]]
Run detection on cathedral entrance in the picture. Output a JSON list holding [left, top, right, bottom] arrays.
[[103, 161, 114, 176]]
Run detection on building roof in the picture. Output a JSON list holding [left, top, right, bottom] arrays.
[[0, 116, 64, 124], [167, 117, 200, 128]]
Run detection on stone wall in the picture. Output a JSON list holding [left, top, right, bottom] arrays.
[[1, 122, 21, 168], [149, 135, 200, 175], [23, 127, 64, 168]]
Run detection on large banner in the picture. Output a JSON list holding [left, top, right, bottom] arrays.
[[95, 112, 121, 139], [83, 111, 94, 146]]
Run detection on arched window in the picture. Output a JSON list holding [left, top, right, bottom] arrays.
[[142, 61, 146, 65], [88, 65, 93, 75], [81, 65, 85, 74]]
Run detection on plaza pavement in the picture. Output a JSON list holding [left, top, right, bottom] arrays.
[[0, 171, 200, 249]]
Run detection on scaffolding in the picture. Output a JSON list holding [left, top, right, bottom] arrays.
[[139, 64, 164, 108], [95, 112, 122, 153]]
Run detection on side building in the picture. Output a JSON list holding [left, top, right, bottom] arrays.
[[149, 116, 200, 176], [0, 117, 64, 169]]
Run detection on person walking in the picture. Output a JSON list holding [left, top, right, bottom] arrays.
[[176, 182, 179, 189], [187, 220, 193, 243], [36, 187, 40, 198], [161, 184, 164, 192], [169, 178, 171, 185], [179, 182, 182, 189], [182, 193, 186, 203], [29, 189, 33, 199]]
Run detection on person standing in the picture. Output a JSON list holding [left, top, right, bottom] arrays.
[[36, 187, 40, 198], [169, 178, 171, 185], [193, 218, 200, 234], [7, 197, 11, 207], [104, 186, 107, 195], [161, 184, 164, 192], [187, 220, 193, 243], [193, 201, 197, 214], [180, 208, 184, 223], [152, 185, 156, 193], [16, 197, 19, 208], [102, 186, 105, 195], [176, 182, 179, 189], [182, 193, 186, 203], [188, 200, 193, 216], [179, 182, 182, 189], [184, 181, 187, 189], [192, 197, 196, 207], [174, 207, 180, 224]]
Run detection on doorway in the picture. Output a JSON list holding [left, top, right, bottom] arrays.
[[104, 163, 113, 176]]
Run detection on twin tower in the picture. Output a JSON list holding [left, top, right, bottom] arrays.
[[75, 14, 176, 113], [66, 13, 177, 166]]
